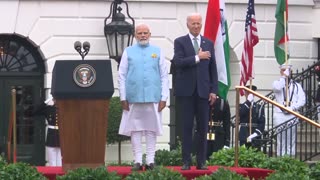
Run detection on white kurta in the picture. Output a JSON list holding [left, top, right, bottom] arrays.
[[118, 48, 169, 137]]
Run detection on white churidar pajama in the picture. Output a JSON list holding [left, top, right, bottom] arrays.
[[131, 131, 156, 164], [118, 49, 169, 165]]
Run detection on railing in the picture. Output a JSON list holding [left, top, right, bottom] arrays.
[[231, 61, 320, 162], [259, 105, 320, 161]]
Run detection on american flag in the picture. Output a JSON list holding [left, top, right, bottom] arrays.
[[240, 0, 259, 95]]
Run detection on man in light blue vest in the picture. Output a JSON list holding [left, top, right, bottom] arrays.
[[118, 24, 169, 171]]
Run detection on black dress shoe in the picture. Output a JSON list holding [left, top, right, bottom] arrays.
[[131, 163, 143, 171], [145, 163, 155, 170], [196, 164, 208, 170], [181, 163, 191, 170]]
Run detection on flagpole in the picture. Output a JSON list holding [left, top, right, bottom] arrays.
[[284, 10, 289, 107], [249, 79, 253, 136], [12, 88, 17, 163]]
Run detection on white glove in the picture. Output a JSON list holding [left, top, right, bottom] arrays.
[[284, 68, 290, 77], [46, 100, 54, 106], [223, 146, 229, 149], [247, 94, 254, 102], [246, 132, 258, 142], [45, 98, 54, 106]]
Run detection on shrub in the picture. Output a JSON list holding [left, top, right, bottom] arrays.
[[154, 141, 195, 166], [107, 96, 129, 144], [265, 170, 309, 180], [125, 166, 185, 180], [260, 155, 309, 176], [0, 162, 46, 180], [106, 161, 133, 166], [208, 146, 267, 167], [155, 147, 183, 166], [107, 96, 130, 164], [0, 155, 7, 169], [57, 166, 121, 180], [195, 167, 249, 180], [309, 161, 320, 180]]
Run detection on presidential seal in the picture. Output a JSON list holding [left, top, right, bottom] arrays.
[[73, 64, 96, 87]]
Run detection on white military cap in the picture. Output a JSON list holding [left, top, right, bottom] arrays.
[[279, 64, 292, 69]]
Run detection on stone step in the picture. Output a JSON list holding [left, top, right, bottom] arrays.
[[297, 129, 319, 135], [296, 143, 320, 152], [262, 142, 320, 153]]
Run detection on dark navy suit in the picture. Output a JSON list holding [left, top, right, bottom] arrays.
[[172, 34, 218, 166]]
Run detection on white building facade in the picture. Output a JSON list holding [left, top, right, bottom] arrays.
[[0, 0, 319, 163]]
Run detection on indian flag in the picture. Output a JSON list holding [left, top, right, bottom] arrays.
[[204, 0, 231, 100], [274, 0, 289, 65]]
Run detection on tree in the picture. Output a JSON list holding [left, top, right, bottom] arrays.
[[107, 96, 129, 164]]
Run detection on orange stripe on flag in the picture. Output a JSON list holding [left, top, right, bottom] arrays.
[[204, 0, 220, 42]]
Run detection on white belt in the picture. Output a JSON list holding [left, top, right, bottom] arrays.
[[47, 125, 59, 130]]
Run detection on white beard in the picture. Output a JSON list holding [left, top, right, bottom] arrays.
[[138, 39, 149, 46]]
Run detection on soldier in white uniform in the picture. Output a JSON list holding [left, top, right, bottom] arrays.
[[313, 64, 320, 119], [118, 24, 169, 171], [272, 65, 305, 156]]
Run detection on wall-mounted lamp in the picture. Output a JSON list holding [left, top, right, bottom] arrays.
[[104, 0, 135, 64]]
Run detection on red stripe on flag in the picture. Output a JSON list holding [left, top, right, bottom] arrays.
[[239, 0, 259, 95], [278, 34, 289, 44]]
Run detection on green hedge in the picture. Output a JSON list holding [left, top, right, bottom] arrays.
[[126, 166, 185, 180], [309, 161, 320, 180], [0, 162, 46, 180], [56, 166, 121, 180], [207, 146, 267, 167], [2, 146, 320, 179], [195, 167, 248, 180], [0, 155, 7, 168]]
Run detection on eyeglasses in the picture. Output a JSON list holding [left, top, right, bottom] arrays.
[[136, 32, 149, 35]]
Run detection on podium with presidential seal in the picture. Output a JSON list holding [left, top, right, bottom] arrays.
[[51, 60, 114, 171]]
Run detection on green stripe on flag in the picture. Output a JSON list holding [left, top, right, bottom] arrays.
[[219, 20, 231, 100], [274, 0, 288, 65]]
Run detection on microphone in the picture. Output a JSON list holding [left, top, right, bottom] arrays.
[[74, 41, 91, 60], [83, 41, 90, 52], [74, 41, 82, 53]]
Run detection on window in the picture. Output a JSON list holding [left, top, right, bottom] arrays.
[[0, 35, 44, 73]]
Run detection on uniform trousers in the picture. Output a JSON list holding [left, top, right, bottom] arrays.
[[274, 112, 297, 156], [46, 147, 62, 166]]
